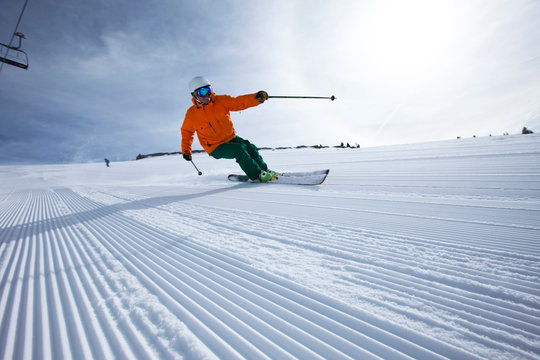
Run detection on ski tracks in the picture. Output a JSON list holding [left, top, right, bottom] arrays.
[[123, 193, 540, 360], [1, 185, 539, 359], [0, 189, 207, 359]]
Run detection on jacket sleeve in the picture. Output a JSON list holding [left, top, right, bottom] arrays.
[[181, 110, 195, 154], [222, 93, 262, 112]]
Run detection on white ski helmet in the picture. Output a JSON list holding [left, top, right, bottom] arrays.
[[188, 76, 211, 94]]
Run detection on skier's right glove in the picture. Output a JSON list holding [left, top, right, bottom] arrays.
[[255, 91, 269, 103], [183, 152, 192, 161]]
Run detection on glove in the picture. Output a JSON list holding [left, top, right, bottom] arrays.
[[183, 152, 192, 161], [255, 91, 269, 103]]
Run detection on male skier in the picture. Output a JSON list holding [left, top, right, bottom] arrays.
[[181, 76, 278, 182]]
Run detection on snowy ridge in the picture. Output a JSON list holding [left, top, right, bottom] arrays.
[[1, 134, 540, 359]]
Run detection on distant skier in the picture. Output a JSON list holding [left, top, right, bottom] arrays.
[[181, 76, 278, 182], [104, 158, 110, 167]]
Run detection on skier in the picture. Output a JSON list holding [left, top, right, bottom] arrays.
[[181, 76, 278, 182], [104, 158, 110, 167]]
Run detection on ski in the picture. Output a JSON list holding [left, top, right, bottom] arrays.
[[228, 169, 329, 185]]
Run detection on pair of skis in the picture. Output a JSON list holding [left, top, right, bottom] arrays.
[[228, 169, 329, 185]]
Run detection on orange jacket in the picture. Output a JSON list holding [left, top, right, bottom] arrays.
[[181, 93, 262, 154]]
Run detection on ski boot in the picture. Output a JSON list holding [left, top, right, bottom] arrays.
[[258, 170, 274, 182], [268, 170, 281, 179]]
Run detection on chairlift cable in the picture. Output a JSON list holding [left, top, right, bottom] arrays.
[[0, 0, 30, 75]]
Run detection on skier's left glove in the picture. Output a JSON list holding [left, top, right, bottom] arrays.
[[255, 91, 269, 103], [183, 152, 192, 161]]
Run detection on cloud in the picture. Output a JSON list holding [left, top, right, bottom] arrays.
[[76, 32, 153, 78], [1, 0, 539, 163]]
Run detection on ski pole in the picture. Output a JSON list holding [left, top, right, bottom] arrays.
[[190, 160, 202, 176], [268, 95, 336, 101]]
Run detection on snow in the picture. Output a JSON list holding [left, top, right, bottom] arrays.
[[1, 134, 539, 359]]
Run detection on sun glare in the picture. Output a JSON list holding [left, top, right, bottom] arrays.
[[366, 0, 457, 77]]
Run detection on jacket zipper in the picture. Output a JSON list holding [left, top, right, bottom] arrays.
[[208, 122, 217, 134]]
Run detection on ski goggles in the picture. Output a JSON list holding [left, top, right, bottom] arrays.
[[195, 86, 212, 97]]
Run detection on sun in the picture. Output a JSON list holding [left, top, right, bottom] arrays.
[[366, 0, 457, 77]]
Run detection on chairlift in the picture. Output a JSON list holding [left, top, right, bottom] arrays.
[[0, 32, 29, 70]]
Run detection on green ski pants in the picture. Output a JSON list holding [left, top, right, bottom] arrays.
[[210, 136, 268, 180]]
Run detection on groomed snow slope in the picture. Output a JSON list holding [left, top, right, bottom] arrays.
[[1, 134, 539, 359]]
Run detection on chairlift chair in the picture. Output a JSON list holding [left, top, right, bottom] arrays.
[[0, 32, 29, 70]]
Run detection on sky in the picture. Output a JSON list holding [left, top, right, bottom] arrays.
[[0, 0, 539, 164]]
